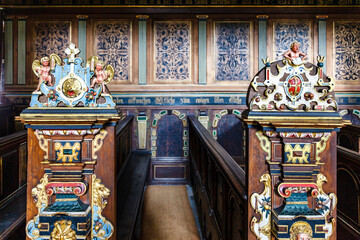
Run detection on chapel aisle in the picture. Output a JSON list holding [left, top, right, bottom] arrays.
[[140, 185, 200, 240]]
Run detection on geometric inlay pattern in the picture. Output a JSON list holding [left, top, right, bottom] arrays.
[[215, 22, 250, 81], [154, 21, 191, 82], [334, 22, 360, 81], [33, 22, 70, 60], [95, 22, 132, 82], [273, 21, 311, 61]]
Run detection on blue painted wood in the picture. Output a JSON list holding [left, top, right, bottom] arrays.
[[78, 20, 87, 63], [139, 20, 147, 85], [5, 20, 13, 85], [199, 19, 207, 85], [318, 19, 327, 73], [258, 20, 267, 70]]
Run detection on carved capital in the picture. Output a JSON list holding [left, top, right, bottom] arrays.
[[257, 15, 269, 20], [77, 15, 88, 20], [316, 15, 328, 20], [196, 15, 208, 20], [136, 15, 149, 20]]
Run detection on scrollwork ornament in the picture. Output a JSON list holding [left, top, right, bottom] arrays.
[[26, 174, 49, 240], [91, 175, 114, 240], [34, 130, 49, 161], [92, 129, 108, 160], [250, 174, 272, 240], [255, 131, 271, 161], [316, 133, 331, 164]]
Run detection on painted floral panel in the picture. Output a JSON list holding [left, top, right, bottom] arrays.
[[273, 22, 311, 61], [95, 22, 131, 82], [154, 21, 191, 82], [334, 22, 360, 81], [33, 22, 70, 60], [215, 22, 250, 81]]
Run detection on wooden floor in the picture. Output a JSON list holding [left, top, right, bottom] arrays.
[[140, 185, 200, 240]]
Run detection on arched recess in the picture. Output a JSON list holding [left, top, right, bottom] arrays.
[[212, 109, 244, 165], [337, 132, 354, 150], [337, 166, 360, 224], [151, 110, 188, 158]]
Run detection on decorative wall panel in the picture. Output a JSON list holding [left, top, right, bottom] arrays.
[[154, 21, 191, 83], [334, 22, 360, 82], [273, 21, 312, 61], [94, 21, 132, 83], [214, 22, 250, 81], [33, 22, 71, 60], [156, 114, 184, 157]]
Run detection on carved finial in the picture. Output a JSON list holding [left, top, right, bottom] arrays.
[[65, 43, 80, 63], [262, 57, 271, 67], [317, 56, 326, 67]]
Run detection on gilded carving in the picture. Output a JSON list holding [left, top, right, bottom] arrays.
[[289, 221, 313, 240], [51, 220, 76, 240], [255, 131, 271, 161], [315, 133, 331, 163], [26, 174, 49, 240], [92, 129, 108, 160], [250, 174, 272, 240], [92, 175, 114, 239], [34, 130, 49, 161], [314, 174, 337, 239], [284, 143, 311, 164], [54, 142, 81, 162]]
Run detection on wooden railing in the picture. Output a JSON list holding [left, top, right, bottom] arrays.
[[0, 130, 27, 239], [115, 115, 134, 176], [188, 115, 247, 240], [337, 145, 360, 239]]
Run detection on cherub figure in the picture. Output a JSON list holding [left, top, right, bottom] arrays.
[[290, 221, 312, 240], [90, 62, 108, 93], [33, 57, 52, 92], [283, 42, 307, 66], [88, 59, 114, 94]]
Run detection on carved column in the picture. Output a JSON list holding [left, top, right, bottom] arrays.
[[244, 57, 349, 240], [19, 44, 119, 240]]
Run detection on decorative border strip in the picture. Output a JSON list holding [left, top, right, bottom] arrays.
[[3, 93, 360, 106]]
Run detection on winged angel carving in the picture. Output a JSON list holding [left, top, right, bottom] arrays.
[[87, 56, 114, 94], [32, 54, 61, 92]]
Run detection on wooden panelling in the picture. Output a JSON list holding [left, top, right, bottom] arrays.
[[0, 130, 27, 201], [150, 158, 189, 184], [337, 145, 360, 238]]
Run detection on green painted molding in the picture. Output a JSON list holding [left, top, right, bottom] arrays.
[[138, 16, 148, 85], [317, 15, 327, 73], [18, 19, 26, 85], [78, 16, 87, 63], [4, 19, 13, 85], [198, 15, 207, 85], [257, 15, 268, 71]]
